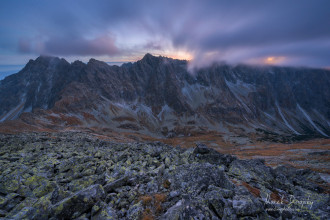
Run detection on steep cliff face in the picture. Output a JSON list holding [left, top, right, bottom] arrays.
[[0, 56, 85, 121], [0, 54, 329, 138]]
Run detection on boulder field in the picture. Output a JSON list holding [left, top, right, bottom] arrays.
[[0, 132, 329, 219]]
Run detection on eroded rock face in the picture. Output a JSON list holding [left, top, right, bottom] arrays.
[[0, 132, 329, 219]]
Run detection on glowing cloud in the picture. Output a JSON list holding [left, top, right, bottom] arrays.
[[166, 51, 193, 61], [264, 56, 286, 65]]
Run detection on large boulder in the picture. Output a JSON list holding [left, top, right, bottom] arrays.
[[51, 184, 105, 219], [91, 205, 118, 220], [228, 158, 275, 184], [193, 143, 237, 167], [232, 195, 263, 217], [160, 199, 218, 220], [165, 163, 234, 197]]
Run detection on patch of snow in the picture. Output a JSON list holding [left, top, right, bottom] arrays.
[[313, 109, 330, 128], [23, 105, 32, 113], [235, 94, 251, 113], [225, 79, 255, 98], [49, 112, 60, 117], [157, 104, 172, 121], [276, 102, 300, 135], [297, 104, 329, 137], [225, 79, 253, 113], [0, 99, 26, 122], [243, 115, 249, 122], [263, 112, 276, 121], [113, 102, 131, 110], [320, 173, 330, 184], [181, 82, 220, 109], [37, 83, 41, 93], [137, 104, 158, 120], [181, 86, 193, 101]]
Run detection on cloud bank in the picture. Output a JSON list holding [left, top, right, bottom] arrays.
[[0, 0, 329, 68]]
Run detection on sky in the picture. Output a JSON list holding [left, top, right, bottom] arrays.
[[0, 0, 330, 69]]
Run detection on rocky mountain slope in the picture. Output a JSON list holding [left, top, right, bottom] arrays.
[[0, 54, 329, 139], [0, 132, 329, 219]]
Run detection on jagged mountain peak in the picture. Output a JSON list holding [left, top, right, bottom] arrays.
[[19, 55, 70, 77], [71, 60, 86, 67], [33, 55, 69, 66], [87, 58, 110, 67], [142, 53, 155, 60], [140, 53, 163, 65], [36, 54, 59, 61]]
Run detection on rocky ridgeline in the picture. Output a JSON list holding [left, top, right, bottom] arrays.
[[1, 54, 329, 138], [0, 132, 329, 219]]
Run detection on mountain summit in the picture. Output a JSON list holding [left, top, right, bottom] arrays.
[[0, 54, 329, 140]]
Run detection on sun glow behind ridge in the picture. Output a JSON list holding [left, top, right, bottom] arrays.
[[264, 56, 286, 65], [166, 50, 193, 61]]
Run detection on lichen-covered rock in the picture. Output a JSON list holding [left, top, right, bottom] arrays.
[[204, 189, 226, 217], [161, 199, 218, 220], [9, 207, 37, 220], [51, 184, 105, 219], [0, 132, 328, 219], [0, 175, 21, 194], [5, 197, 38, 218], [232, 195, 263, 217], [32, 180, 57, 198], [91, 205, 117, 220], [274, 165, 325, 193], [50, 186, 73, 205], [68, 176, 97, 192], [166, 163, 234, 196], [228, 159, 275, 184], [126, 201, 144, 220], [0, 193, 23, 212], [103, 175, 131, 193], [193, 143, 237, 167], [0, 209, 8, 217], [30, 193, 53, 219]]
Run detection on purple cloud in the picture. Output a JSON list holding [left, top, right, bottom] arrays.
[[19, 35, 119, 56], [1, 0, 330, 68]]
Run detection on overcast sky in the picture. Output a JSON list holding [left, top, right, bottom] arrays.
[[0, 0, 329, 69]]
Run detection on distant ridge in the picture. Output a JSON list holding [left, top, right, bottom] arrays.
[[0, 54, 329, 141]]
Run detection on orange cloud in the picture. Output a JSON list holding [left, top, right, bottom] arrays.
[[158, 49, 193, 61], [168, 52, 193, 61], [264, 56, 286, 64]]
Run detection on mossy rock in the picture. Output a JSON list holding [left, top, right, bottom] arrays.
[[126, 201, 143, 220], [68, 176, 97, 192], [32, 181, 57, 198], [51, 184, 105, 219], [0, 177, 21, 194], [6, 197, 38, 218], [31, 193, 53, 219], [92, 205, 118, 220], [24, 175, 47, 190], [9, 207, 37, 220]]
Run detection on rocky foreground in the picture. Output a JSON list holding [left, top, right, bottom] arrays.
[[0, 132, 329, 219]]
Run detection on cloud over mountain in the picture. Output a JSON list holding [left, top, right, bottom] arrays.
[[1, 0, 330, 67]]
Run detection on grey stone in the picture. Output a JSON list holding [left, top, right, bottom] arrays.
[[51, 184, 105, 219]]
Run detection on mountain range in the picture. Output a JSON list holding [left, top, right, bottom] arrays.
[[0, 54, 329, 142]]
